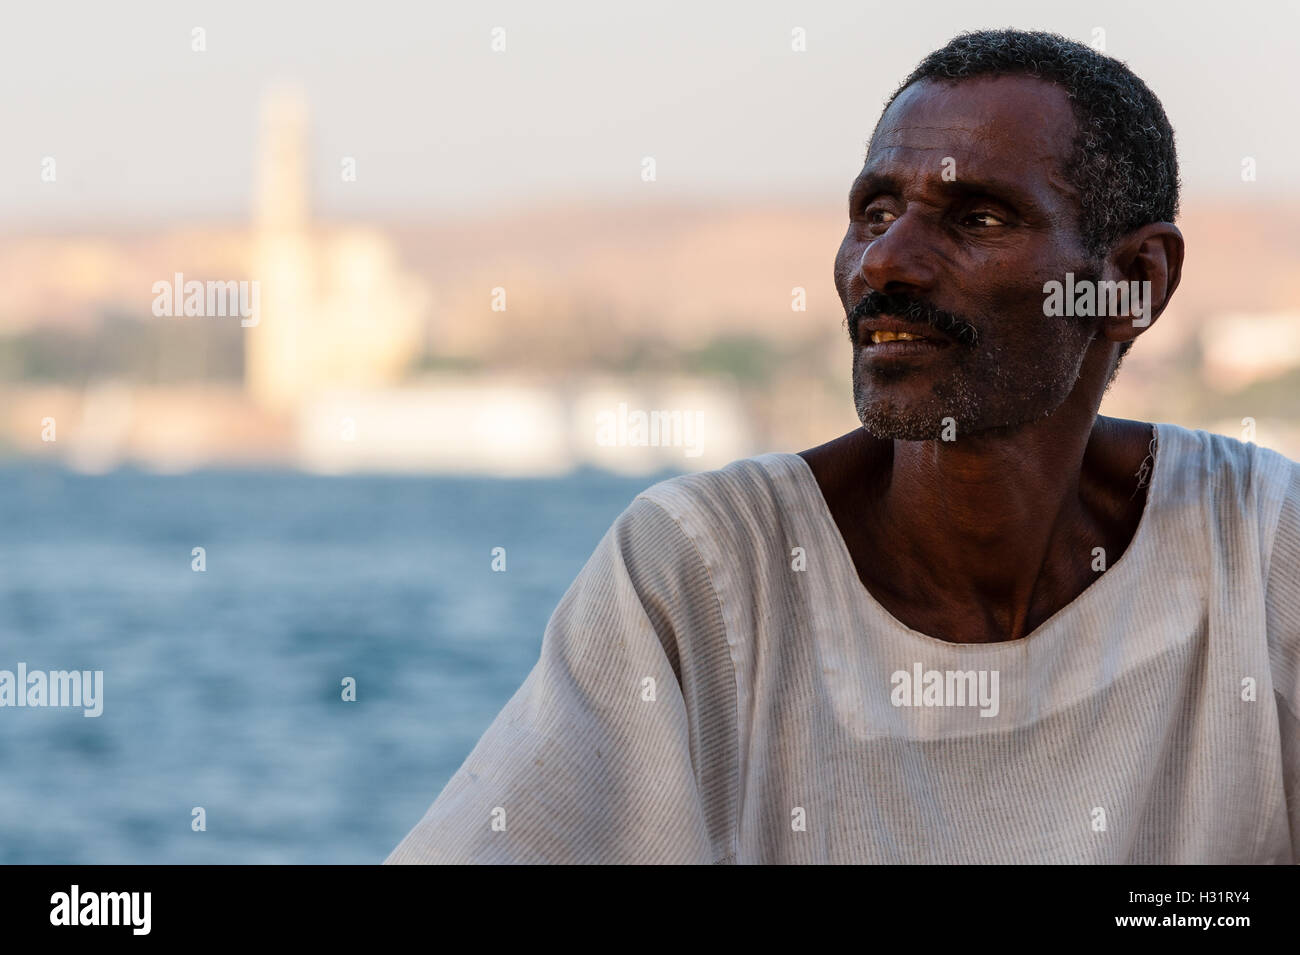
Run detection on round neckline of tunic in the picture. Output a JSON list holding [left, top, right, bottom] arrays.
[[772, 421, 1170, 651]]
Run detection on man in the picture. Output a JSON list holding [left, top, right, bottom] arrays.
[[388, 29, 1299, 864]]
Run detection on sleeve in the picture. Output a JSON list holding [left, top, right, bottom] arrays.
[[1264, 459, 1300, 858], [384, 495, 738, 864]]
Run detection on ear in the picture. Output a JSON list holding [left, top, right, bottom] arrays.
[[1099, 222, 1184, 345]]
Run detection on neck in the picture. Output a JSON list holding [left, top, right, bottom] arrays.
[[862, 364, 1135, 641], [800, 346, 1155, 643], [881, 404, 1097, 611]]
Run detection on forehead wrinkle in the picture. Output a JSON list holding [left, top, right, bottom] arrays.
[[875, 122, 984, 138], [865, 143, 954, 164], [869, 125, 982, 155], [867, 131, 1075, 201], [877, 94, 1074, 151]]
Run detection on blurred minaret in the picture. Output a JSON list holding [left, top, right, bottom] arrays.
[[245, 85, 426, 418], [255, 88, 310, 232], [247, 86, 315, 412]]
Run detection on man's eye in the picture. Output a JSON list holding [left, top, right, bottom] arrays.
[[963, 211, 1005, 227], [866, 208, 897, 226]]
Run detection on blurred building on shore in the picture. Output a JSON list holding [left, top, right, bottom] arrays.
[[2, 91, 1299, 473], [246, 88, 427, 415]]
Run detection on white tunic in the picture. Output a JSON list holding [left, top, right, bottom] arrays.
[[387, 421, 1300, 863]]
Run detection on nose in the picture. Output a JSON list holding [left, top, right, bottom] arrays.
[[857, 208, 940, 297]]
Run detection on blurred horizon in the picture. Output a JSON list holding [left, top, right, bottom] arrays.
[[6, 1, 1300, 228]]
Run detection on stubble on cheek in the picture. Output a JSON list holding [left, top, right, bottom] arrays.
[[851, 306, 1096, 440], [852, 344, 985, 440]]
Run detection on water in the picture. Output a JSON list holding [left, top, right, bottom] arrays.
[[0, 464, 674, 863]]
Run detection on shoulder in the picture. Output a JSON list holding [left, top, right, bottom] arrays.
[[633, 452, 810, 544], [612, 453, 815, 613], [598, 452, 807, 595], [1154, 419, 1292, 475], [1154, 421, 1296, 519], [1153, 420, 1299, 600]]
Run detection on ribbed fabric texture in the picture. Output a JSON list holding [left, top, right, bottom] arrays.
[[386, 421, 1300, 864]]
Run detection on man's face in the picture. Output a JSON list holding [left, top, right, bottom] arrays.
[[835, 75, 1102, 440]]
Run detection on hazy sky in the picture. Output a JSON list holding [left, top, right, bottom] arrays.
[[4, 0, 1297, 229]]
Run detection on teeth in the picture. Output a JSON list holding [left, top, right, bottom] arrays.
[[871, 330, 925, 343]]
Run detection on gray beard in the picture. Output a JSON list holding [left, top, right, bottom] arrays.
[[851, 331, 1088, 441]]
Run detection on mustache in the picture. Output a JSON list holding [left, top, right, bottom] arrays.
[[848, 291, 980, 347]]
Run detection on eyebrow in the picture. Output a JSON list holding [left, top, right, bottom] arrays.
[[850, 169, 1044, 210]]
